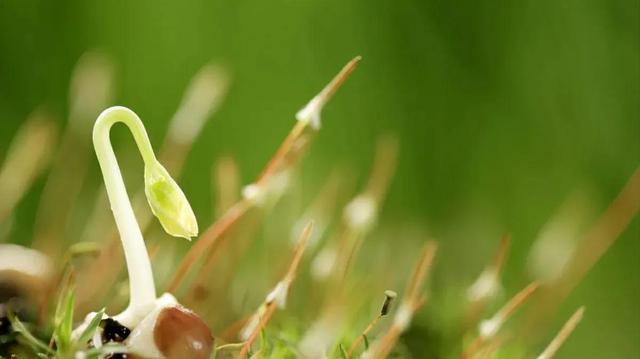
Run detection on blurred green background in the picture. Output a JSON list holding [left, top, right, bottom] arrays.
[[0, 0, 638, 357]]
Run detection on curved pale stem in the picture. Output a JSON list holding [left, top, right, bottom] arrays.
[[93, 106, 157, 326]]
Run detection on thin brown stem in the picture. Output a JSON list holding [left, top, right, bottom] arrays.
[[0, 112, 57, 224], [213, 155, 240, 219], [239, 302, 277, 359], [329, 137, 399, 293], [536, 306, 585, 359], [464, 234, 512, 331], [256, 56, 361, 185], [560, 168, 640, 293], [167, 58, 361, 294], [492, 234, 511, 275], [255, 121, 307, 186], [492, 281, 540, 325], [458, 281, 540, 359], [237, 222, 314, 357], [363, 135, 399, 201], [317, 56, 362, 106], [522, 168, 640, 341], [458, 337, 483, 359], [365, 242, 438, 359], [347, 316, 381, 357], [167, 200, 251, 292], [284, 222, 314, 282], [369, 325, 402, 359], [347, 290, 397, 356], [475, 335, 507, 359], [404, 242, 438, 303]]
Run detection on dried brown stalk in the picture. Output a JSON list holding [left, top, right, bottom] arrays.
[[213, 155, 241, 219], [238, 222, 314, 358], [458, 281, 540, 359], [0, 111, 57, 224], [346, 290, 397, 357], [536, 306, 585, 359], [364, 241, 437, 359], [464, 234, 511, 329], [167, 57, 361, 294], [522, 168, 640, 341], [323, 136, 398, 291], [559, 168, 640, 293], [31, 52, 113, 255]]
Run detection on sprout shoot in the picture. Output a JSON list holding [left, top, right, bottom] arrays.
[[92, 106, 198, 327]]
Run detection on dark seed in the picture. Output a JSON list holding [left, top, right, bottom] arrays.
[[0, 315, 10, 335], [105, 354, 129, 359], [100, 318, 131, 343]]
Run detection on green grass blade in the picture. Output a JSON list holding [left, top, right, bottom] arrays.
[[53, 287, 76, 354], [338, 344, 349, 359], [7, 309, 54, 355], [81, 343, 128, 359], [76, 308, 105, 347]]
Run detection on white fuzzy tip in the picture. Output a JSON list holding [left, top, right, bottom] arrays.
[[168, 64, 229, 145], [466, 269, 501, 302], [479, 318, 500, 339], [265, 280, 290, 309], [343, 195, 377, 231], [295, 56, 361, 131], [299, 318, 336, 359], [311, 247, 337, 281], [242, 171, 291, 207], [239, 313, 260, 341], [242, 183, 264, 204], [393, 303, 413, 331], [296, 95, 323, 130]]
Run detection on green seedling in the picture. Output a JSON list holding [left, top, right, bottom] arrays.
[[92, 106, 198, 326]]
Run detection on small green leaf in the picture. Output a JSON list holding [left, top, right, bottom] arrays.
[[144, 162, 198, 239], [259, 328, 267, 348], [7, 309, 53, 355], [53, 271, 74, 326], [53, 287, 75, 354], [339, 344, 349, 359], [76, 308, 105, 347], [82, 343, 128, 359], [66, 242, 101, 260]]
